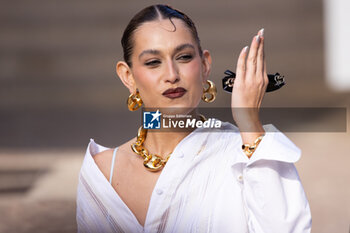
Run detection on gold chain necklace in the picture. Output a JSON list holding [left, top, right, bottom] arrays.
[[131, 114, 207, 172]]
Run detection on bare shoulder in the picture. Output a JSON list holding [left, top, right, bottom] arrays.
[[93, 137, 136, 180], [93, 148, 113, 167]]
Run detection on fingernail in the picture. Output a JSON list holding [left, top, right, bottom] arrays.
[[259, 28, 264, 37], [256, 35, 260, 43], [243, 46, 249, 52]]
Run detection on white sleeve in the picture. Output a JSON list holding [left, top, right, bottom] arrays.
[[235, 124, 312, 233]]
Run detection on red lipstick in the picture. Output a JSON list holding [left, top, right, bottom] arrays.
[[162, 87, 187, 99]]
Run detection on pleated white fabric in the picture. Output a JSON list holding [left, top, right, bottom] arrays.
[[76, 122, 311, 233]]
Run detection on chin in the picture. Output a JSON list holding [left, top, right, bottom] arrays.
[[145, 96, 200, 114], [163, 104, 198, 116]]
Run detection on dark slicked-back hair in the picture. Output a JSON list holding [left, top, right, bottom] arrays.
[[121, 4, 203, 67]]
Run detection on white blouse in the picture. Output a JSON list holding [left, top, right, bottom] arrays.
[[76, 122, 311, 233]]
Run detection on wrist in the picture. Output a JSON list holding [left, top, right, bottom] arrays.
[[235, 117, 264, 133], [232, 108, 261, 128], [238, 121, 265, 145]]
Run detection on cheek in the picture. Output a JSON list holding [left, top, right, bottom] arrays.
[[133, 68, 156, 89], [183, 60, 203, 94], [131, 68, 159, 105]]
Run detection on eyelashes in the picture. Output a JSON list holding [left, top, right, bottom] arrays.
[[145, 60, 161, 66], [144, 54, 194, 67], [178, 54, 193, 61]]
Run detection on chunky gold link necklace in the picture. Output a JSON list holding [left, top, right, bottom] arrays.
[[131, 114, 207, 172]]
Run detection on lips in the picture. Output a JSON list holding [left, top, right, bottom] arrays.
[[162, 87, 187, 99]]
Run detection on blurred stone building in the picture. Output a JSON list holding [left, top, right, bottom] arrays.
[[0, 1, 349, 233]]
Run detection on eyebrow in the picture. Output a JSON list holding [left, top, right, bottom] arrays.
[[138, 43, 195, 60]]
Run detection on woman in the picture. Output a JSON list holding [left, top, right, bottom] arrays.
[[76, 4, 311, 233]]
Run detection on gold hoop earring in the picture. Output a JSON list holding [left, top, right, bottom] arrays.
[[127, 89, 143, 111], [202, 80, 217, 103]]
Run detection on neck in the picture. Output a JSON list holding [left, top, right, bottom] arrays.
[[142, 108, 201, 159], [143, 130, 191, 159]]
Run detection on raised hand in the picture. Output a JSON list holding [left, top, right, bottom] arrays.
[[231, 29, 267, 143]]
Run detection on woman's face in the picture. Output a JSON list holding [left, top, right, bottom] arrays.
[[127, 18, 211, 112]]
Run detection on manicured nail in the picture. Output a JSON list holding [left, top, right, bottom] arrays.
[[259, 28, 264, 37], [256, 35, 260, 43], [243, 46, 249, 52]]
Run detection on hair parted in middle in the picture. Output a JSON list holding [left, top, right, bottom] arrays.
[[121, 4, 203, 67]]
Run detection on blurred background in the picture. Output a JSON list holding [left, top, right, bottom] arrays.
[[0, 0, 349, 232]]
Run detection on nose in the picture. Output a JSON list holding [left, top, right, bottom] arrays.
[[164, 60, 180, 84]]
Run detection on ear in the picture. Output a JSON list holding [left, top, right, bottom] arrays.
[[116, 61, 135, 93], [201, 49, 212, 82]]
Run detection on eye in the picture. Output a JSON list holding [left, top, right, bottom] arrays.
[[145, 60, 161, 66], [177, 54, 193, 61]]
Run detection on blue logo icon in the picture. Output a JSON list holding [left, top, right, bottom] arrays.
[[143, 110, 162, 129]]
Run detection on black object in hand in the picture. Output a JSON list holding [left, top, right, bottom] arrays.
[[222, 69, 285, 93]]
